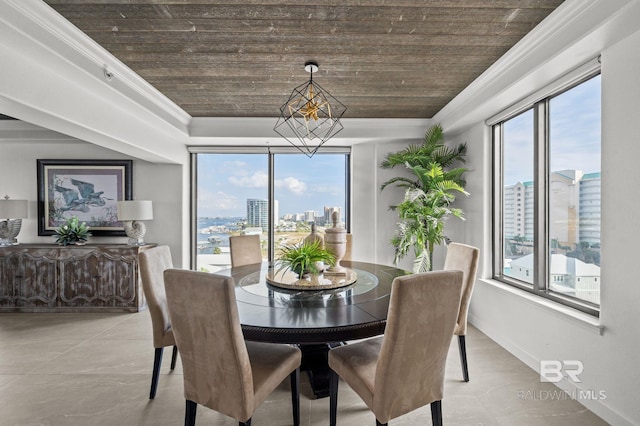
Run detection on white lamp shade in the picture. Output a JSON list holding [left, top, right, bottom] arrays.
[[0, 199, 28, 219], [117, 200, 153, 221]]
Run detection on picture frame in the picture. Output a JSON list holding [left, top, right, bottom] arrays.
[[37, 159, 133, 236]]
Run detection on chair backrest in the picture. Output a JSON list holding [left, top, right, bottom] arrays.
[[164, 269, 254, 421], [443, 242, 480, 336], [229, 234, 262, 267], [139, 245, 174, 348], [373, 270, 463, 421]]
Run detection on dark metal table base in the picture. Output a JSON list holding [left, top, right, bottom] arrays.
[[299, 343, 344, 398]]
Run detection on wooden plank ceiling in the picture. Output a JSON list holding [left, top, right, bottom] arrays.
[[44, 0, 564, 119]]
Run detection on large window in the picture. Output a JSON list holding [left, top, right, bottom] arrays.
[[493, 69, 601, 315], [191, 148, 349, 272]]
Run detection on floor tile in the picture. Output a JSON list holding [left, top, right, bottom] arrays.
[[0, 313, 608, 426]]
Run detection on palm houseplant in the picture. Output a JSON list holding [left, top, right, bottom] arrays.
[[55, 216, 91, 246], [276, 239, 336, 278], [381, 124, 469, 272]]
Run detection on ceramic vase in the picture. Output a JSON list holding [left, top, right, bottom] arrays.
[[324, 212, 347, 275]]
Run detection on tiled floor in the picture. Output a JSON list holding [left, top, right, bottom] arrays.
[[0, 312, 607, 425]]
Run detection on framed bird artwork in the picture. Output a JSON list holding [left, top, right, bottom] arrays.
[[37, 159, 132, 236]]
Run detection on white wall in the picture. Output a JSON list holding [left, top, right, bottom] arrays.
[[438, 124, 492, 272], [351, 139, 428, 270], [447, 28, 640, 426], [1, 135, 185, 268]]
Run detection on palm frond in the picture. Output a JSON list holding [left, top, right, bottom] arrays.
[[443, 167, 469, 186], [380, 176, 418, 192], [423, 123, 443, 146], [380, 144, 423, 169], [404, 188, 426, 203], [450, 208, 466, 219], [430, 143, 467, 167], [412, 250, 431, 273], [434, 179, 468, 195]]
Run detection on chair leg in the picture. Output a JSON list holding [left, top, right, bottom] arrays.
[[170, 345, 178, 370], [150, 347, 164, 399], [458, 335, 469, 382], [239, 419, 251, 426], [431, 400, 442, 426], [185, 400, 197, 426], [329, 369, 339, 426], [375, 420, 387, 426], [290, 368, 300, 426], [289, 368, 300, 426]]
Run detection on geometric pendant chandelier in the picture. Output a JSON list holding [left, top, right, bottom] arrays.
[[274, 62, 347, 157]]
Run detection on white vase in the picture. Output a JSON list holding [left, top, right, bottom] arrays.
[[324, 211, 347, 275]]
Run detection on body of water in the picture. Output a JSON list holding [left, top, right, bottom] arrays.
[[197, 217, 244, 253]]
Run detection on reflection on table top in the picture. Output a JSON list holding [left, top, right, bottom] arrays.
[[216, 260, 411, 344]]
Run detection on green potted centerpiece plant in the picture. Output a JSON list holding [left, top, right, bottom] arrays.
[[55, 216, 91, 246], [276, 240, 336, 278], [381, 123, 469, 272]]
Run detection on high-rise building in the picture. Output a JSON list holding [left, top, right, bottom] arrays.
[[579, 172, 601, 244], [304, 210, 316, 223], [503, 182, 533, 241], [504, 170, 601, 247], [322, 206, 342, 226], [247, 199, 268, 231], [246, 199, 279, 231]]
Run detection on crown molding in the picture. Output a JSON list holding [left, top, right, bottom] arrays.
[[1, 0, 190, 131], [0, 0, 191, 163], [188, 117, 431, 146]]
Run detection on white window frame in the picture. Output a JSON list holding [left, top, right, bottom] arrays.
[[188, 146, 351, 269], [490, 59, 601, 317]]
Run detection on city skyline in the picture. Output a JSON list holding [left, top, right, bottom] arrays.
[[199, 199, 341, 223], [197, 153, 347, 218]]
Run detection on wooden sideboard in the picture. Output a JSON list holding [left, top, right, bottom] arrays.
[[0, 244, 154, 312]]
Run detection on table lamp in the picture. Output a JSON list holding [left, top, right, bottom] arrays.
[[0, 195, 28, 246], [117, 200, 153, 246]]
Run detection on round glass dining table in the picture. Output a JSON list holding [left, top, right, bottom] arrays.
[[216, 260, 411, 397]]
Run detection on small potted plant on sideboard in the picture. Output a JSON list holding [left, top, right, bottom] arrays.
[[54, 216, 91, 246]]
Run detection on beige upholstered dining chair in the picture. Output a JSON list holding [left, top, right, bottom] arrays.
[[443, 242, 480, 382], [164, 269, 302, 426], [138, 245, 178, 399], [328, 270, 463, 426], [229, 234, 262, 267]]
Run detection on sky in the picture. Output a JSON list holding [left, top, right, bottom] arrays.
[[197, 153, 347, 218], [503, 74, 601, 185]]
